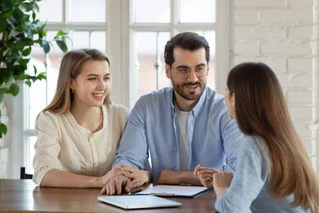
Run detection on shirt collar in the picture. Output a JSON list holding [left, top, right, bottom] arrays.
[[170, 87, 207, 117]]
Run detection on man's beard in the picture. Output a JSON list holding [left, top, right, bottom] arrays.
[[173, 81, 206, 101]]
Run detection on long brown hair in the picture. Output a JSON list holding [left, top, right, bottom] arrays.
[[43, 48, 112, 114], [227, 62, 319, 213]]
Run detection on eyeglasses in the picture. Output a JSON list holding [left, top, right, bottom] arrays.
[[171, 65, 208, 79]]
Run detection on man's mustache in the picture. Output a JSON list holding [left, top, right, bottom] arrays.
[[183, 82, 200, 87]]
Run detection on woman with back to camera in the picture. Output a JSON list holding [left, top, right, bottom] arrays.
[[33, 48, 131, 188], [194, 62, 319, 213]]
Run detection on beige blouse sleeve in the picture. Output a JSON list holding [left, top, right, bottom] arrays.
[[33, 112, 62, 185]]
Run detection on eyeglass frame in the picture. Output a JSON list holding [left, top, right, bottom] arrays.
[[170, 64, 209, 79]]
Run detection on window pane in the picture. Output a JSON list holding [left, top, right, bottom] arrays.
[[26, 136, 37, 174], [180, 0, 216, 23], [69, 0, 106, 22], [37, 0, 63, 22], [134, 0, 170, 23], [199, 31, 216, 89], [70, 31, 107, 53], [135, 32, 171, 99], [90, 32, 107, 54], [29, 32, 63, 129], [70, 31, 90, 49]]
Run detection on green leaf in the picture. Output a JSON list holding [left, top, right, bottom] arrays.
[[33, 65, 37, 75], [20, 2, 33, 12], [56, 29, 68, 37], [0, 18, 7, 32], [56, 40, 68, 52], [22, 47, 32, 56], [25, 80, 31, 87], [16, 74, 30, 81], [0, 123, 8, 137], [1, 87, 9, 94], [41, 40, 50, 53], [32, 11, 36, 21], [37, 72, 46, 80], [0, 9, 14, 18], [0, 90, 4, 102], [9, 83, 19, 96]]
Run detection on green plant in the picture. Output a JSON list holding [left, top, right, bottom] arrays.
[[0, 0, 69, 138]]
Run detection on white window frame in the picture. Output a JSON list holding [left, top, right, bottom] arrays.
[[7, 0, 231, 178], [116, 0, 231, 107]]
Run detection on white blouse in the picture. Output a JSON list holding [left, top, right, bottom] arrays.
[[33, 104, 129, 185]]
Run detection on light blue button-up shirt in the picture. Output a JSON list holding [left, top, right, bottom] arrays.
[[113, 87, 245, 182], [215, 136, 311, 213]]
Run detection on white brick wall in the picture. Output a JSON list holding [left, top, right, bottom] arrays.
[[231, 0, 317, 172]]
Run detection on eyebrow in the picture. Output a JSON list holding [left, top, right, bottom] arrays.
[[176, 63, 206, 68], [87, 73, 110, 77]]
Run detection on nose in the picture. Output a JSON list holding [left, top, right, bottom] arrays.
[[97, 79, 107, 90], [187, 69, 198, 82]]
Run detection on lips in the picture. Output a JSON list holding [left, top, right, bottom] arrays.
[[184, 83, 200, 88], [93, 93, 104, 97]]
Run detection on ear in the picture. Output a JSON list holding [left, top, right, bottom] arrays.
[[231, 93, 235, 107], [165, 64, 172, 79], [69, 78, 75, 91]]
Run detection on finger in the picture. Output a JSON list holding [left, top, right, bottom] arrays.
[[116, 179, 122, 195], [199, 174, 213, 180], [109, 180, 116, 195], [120, 165, 136, 172], [198, 170, 214, 176], [113, 170, 130, 177], [123, 179, 132, 193], [125, 172, 138, 179], [194, 164, 201, 176], [130, 179, 141, 189], [101, 186, 106, 194], [106, 183, 111, 195]]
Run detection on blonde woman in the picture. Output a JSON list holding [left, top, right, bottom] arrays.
[[195, 62, 319, 213], [33, 49, 129, 188]]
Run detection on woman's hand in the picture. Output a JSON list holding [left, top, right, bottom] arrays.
[[194, 164, 218, 188]]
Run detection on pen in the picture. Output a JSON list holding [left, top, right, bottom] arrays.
[[150, 193, 175, 197]]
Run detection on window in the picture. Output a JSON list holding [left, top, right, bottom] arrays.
[[9, 0, 230, 177]]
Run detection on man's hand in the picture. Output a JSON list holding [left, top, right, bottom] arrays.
[[194, 165, 218, 188], [101, 175, 130, 195], [99, 166, 129, 187], [212, 172, 233, 199], [120, 165, 150, 189]]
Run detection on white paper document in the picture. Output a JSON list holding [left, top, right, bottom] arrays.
[[134, 185, 212, 198]]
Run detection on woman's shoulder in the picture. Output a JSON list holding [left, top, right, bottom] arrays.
[[37, 110, 62, 123], [104, 104, 130, 117]]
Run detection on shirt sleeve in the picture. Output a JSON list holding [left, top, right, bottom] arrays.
[[213, 111, 248, 172], [215, 138, 269, 213], [112, 96, 150, 170], [32, 112, 62, 185]]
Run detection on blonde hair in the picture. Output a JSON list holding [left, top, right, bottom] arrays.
[[227, 62, 319, 213], [43, 48, 112, 114]]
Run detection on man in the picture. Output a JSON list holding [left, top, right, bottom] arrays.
[[103, 32, 245, 195]]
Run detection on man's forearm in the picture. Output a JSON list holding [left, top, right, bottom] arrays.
[[157, 170, 202, 185]]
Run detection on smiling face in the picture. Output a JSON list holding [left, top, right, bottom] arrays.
[[166, 47, 208, 101], [70, 60, 110, 108]]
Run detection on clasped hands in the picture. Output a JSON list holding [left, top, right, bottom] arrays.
[[101, 165, 150, 195], [194, 165, 233, 198]]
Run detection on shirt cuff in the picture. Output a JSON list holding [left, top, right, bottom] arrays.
[[33, 166, 54, 185]]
